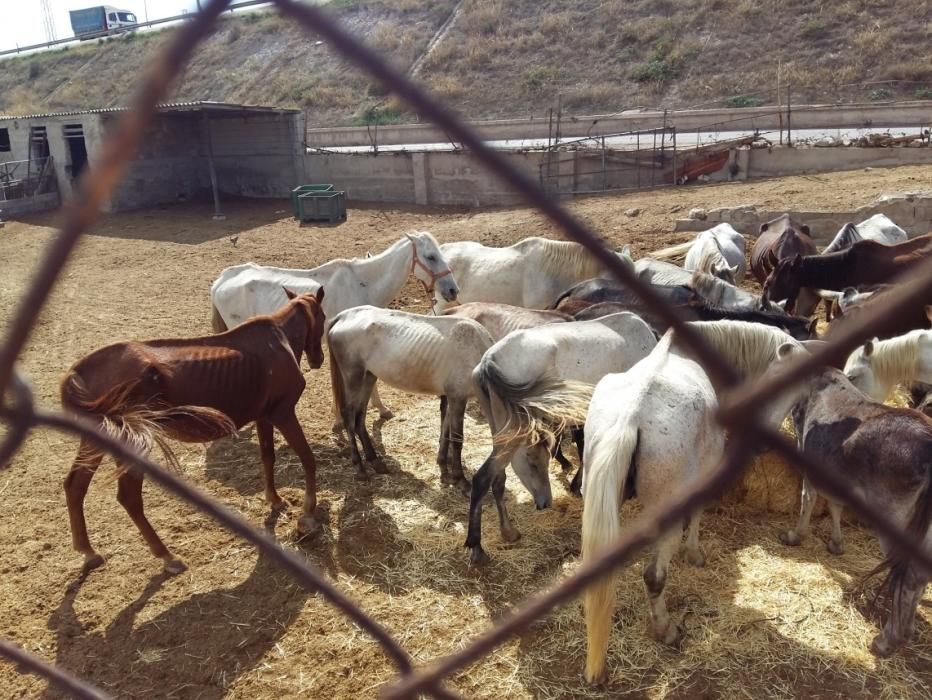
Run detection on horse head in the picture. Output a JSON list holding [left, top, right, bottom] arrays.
[[283, 286, 326, 369], [510, 442, 553, 510], [844, 338, 883, 399], [762, 254, 805, 315], [404, 231, 459, 302], [711, 259, 738, 286]]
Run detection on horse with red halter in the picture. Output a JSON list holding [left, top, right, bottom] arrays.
[[763, 233, 932, 314], [60, 288, 327, 575]]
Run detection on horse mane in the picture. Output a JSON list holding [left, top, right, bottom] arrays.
[[535, 239, 618, 279], [689, 271, 732, 305], [310, 234, 417, 275], [678, 320, 797, 379], [847, 330, 927, 388], [693, 243, 727, 275]]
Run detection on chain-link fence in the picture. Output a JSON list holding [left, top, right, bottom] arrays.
[[2, 1, 932, 698]]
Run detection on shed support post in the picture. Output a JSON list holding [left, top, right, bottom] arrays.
[[203, 111, 224, 220]]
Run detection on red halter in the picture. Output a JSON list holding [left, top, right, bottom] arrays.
[[409, 238, 453, 294]]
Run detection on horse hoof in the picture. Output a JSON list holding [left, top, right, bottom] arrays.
[[584, 667, 608, 686], [779, 530, 802, 546], [826, 539, 845, 556], [82, 552, 105, 572], [378, 409, 394, 420], [685, 549, 706, 567], [469, 546, 490, 566], [653, 622, 684, 647], [162, 557, 187, 576], [331, 422, 344, 434], [454, 477, 471, 496], [267, 496, 287, 511], [501, 526, 521, 544], [297, 516, 321, 539], [870, 634, 896, 658], [370, 459, 390, 475]]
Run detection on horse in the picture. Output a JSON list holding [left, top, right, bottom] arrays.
[[210, 231, 460, 426], [465, 312, 658, 564], [60, 288, 327, 575], [824, 286, 931, 342], [650, 223, 747, 284], [818, 285, 887, 322], [434, 236, 634, 313], [844, 322, 932, 402], [442, 302, 584, 475], [763, 233, 932, 314], [327, 305, 493, 489], [821, 213, 908, 255], [749, 214, 817, 284], [581, 321, 802, 683], [776, 366, 932, 659]]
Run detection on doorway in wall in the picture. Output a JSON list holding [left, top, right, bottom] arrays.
[[63, 123, 88, 180], [29, 126, 49, 161]]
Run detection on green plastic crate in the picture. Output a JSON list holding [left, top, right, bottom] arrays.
[[297, 190, 347, 224], [291, 184, 333, 219]]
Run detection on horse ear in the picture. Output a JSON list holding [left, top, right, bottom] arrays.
[[283, 287, 297, 300], [800, 225, 811, 236], [777, 342, 797, 360], [403, 231, 415, 243], [316, 286, 325, 302], [863, 339, 875, 357]]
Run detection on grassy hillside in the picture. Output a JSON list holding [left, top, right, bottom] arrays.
[[1, 0, 930, 125]]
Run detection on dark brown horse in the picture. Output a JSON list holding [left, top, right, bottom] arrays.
[[61, 288, 326, 575], [763, 233, 932, 313], [749, 214, 817, 284], [778, 366, 932, 658]]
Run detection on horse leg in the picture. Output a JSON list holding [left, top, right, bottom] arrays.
[[115, 466, 186, 575], [368, 381, 393, 420], [339, 369, 367, 478], [256, 418, 284, 509], [465, 450, 511, 565], [447, 397, 470, 495], [272, 410, 321, 537], [568, 427, 585, 496], [552, 433, 573, 472], [825, 500, 845, 555], [436, 395, 452, 485], [872, 563, 928, 657], [64, 438, 105, 571], [492, 466, 521, 544], [356, 372, 388, 475], [643, 527, 684, 646], [683, 511, 705, 566], [779, 477, 817, 546]]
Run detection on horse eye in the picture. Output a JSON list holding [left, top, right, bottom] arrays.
[[426, 255, 436, 262]]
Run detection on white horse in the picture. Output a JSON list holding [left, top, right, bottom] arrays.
[[844, 323, 932, 402], [465, 311, 658, 564], [210, 231, 459, 424], [434, 237, 634, 313], [327, 305, 493, 490], [581, 321, 801, 684], [636, 258, 781, 313], [822, 213, 907, 255], [650, 223, 747, 284]]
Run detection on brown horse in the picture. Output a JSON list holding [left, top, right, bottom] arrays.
[[60, 287, 326, 575], [763, 233, 932, 313], [749, 214, 817, 284], [778, 365, 932, 658]]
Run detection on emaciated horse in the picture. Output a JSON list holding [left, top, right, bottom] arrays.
[[650, 223, 746, 284], [61, 288, 327, 575]]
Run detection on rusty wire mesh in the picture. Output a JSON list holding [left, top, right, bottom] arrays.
[[2, 0, 932, 697]]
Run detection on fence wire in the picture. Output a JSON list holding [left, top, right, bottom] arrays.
[[1, 0, 932, 697]]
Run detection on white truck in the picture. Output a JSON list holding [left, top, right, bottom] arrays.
[[69, 6, 138, 40]]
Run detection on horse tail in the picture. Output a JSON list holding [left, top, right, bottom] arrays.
[[60, 371, 235, 471], [327, 318, 348, 424], [210, 301, 228, 333], [583, 423, 638, 684], [650, 240, 693, 260], [866, 461, 932, 615], [475, 356, 593, 450]]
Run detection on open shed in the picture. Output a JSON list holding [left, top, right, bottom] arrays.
[[0, 101, 306, 216]]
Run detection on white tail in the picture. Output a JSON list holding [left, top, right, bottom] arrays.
[[582, 424, 638, 684], [650, 239, 694, 260]]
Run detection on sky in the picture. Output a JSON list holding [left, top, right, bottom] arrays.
[[0, 0, 202, 51]]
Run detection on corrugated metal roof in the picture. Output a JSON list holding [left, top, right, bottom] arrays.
[[0, 100, 300, 120]]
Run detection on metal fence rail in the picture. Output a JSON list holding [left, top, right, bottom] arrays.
[[2, 0, 932, 697]]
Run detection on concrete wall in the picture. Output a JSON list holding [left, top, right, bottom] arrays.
[[0, 191, 60, 217], [306, 143, 932, 209], [307, 101, 932, 148], [209, 112, 305, 198]]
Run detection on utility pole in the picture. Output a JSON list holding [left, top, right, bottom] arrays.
[[40, 0, 57, 42]]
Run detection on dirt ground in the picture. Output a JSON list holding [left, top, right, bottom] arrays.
[[1, 165, 931, 699]]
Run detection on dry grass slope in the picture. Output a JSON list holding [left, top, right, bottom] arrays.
[[2, 0, 931, 124]]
